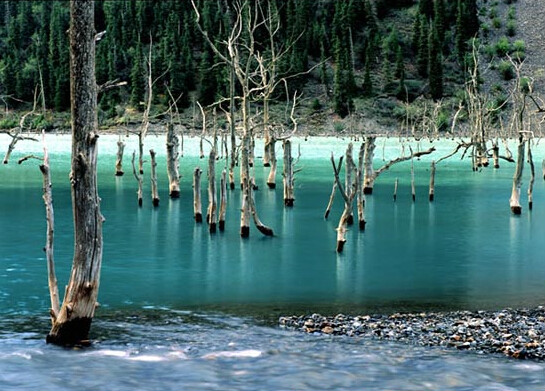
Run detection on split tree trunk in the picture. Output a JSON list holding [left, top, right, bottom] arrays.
[[149, 149, 159, 207], [193, 167, 203, 223], [166, 123, 180, 198], [219, 169, 227, 231], [47, 0, 103, 346], [509, 136, 525, 215], [283, 140, 294, 207], [115, 137, 125, 176], [429, 160, 436, 202]]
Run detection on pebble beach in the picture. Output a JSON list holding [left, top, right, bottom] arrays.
[[280, 307, 545, 360]]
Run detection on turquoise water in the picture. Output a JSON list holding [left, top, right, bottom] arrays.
[[1, 134, 544, 390]]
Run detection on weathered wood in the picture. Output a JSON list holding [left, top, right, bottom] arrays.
[[429, 160, 436, 202], [411, 157, 416, 202], [344, 143, 355, 224], [219, 168, 227, 231], [193, 167, 203, 223], [149, 149, 159, 207], [509, 136, 525, 215], [166, 123, 180, 198], [324, 179, 337, 220], [527, 142, 535, 210], [47, 0, 103, 346], [266, 138, 277, 189], [283, 140, 295, 207], [393, 177, 398, 202], [115, 137, 125, 176], [131, 151, 143, 207], [331, 153, 356, 253], [356, 142, 366, 230], [207, 146, 217, 233], [363, 136, 377, 194], [39, 139, 60, 325]]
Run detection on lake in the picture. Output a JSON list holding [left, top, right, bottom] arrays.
[[1, 134, 544, 390]]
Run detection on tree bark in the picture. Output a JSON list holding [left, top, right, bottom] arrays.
[[527, 142, 535, 210], [344, 143, 355, 224], [166, 123, 180, 198], [266, 138, 277, 189], [324, 179, 337, 220], [131, 151, 143, 207], [219, 168, 227, 231], [207, 146, 217, 233], [40, 142, 60, 325], [283, 139, 294, 207], [149, 149, 159, 207], [115, 137, 125, 176], [429, 160, 436, 202], [47, 0, 103, 346], [363, 136, 376, 194], [356, 142, 366, 230], [193, 167, 203, 223], [509, 136, 525, 215]]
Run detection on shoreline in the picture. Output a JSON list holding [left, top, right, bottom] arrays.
[[279, 306, 545, 361]]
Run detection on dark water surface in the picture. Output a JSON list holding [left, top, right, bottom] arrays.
[[1, 135, 544, 390]]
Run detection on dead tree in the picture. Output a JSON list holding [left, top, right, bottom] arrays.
[[207, 144, 218, 233], [114, 137, 125, 176], [2, 96, 39, 164], [131, 151, 143, 207], [192, 0, 273, 237], [331, 154, 356, 253], [47, 0, 103, 346], [356, 142, 366, 230], [193, 167, 203, 223], [219, 168, 227, 231], [282, 139, 295, 206], [149, 149, 159, 207], [166, 123, 181, 198], [527, 141, 535, 210], [362, 135, 436, 194], [510, 135, 525, 214], [429, 160, 436, 201]]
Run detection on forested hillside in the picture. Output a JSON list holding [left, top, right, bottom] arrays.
[[0, 0, 514, 130]]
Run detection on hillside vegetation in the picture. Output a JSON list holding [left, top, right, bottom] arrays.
[[0, 0, 534, 134]]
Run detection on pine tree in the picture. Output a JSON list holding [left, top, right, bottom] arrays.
[[417, 16, 429, 78], [433, 0, 446, 45], [455, 0, 467, 63], [428, 27, 443, 100], [412, 12, 421, 52], [395, 45, 405, 79]]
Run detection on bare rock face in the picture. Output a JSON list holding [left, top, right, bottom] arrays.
[[516, 0, 545, 94]]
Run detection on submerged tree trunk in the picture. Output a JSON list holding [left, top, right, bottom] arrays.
[[324, 179, 337, 219], [266, 138, 277, 189], [283, 140, 294, 207], [411, 157, 416, 202], [492, 143, 500, 169], [345, 143, 355, 224], [149, 149, 159, 207], [219, 168, 227, 231], [393, 177, 398, 202], [193, 167, 203, 223], [166, 123, 180, 198], [207, 146, 217, 233], [47, 0, 103, 346], [115, 137, 125, 176], [509, 136, 525, 215], [356, 143, 366, 230], [363, 136, 377, 194], [429, 160, 436, 202], [131, 151, 143, 207], [527, 142, 535, 210]]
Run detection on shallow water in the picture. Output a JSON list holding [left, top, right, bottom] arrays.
[[1, 134, 544, 390]]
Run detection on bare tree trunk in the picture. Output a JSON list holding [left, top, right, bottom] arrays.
[[527, 142, 535, 210], [150, 149, 159, 207], [345, 143, 355, 224], [510, 136, 525, 215], [266, 138, 277, 189], [131, 151, 143, 207], [166, 123, 180, 198], [331, 154, 355, 253], [240, 133, 251, 237], [411, 157, 416, 202], [219, 168, 227, 231], [115, 137, 125, 176], [47, 0, 103, 346], [193, 167, 203, 223], [207, 146, 217, 233], [363, 136, 376, 194], [39, 142, 60, 325], [492, 143, 500, 169], [429, 160, 436, 202], [356, 143, 366, 230], [324, 179, 337, 219], [393, 177, 398, 202], [229, 67, 236, 190], [283, 139, 294, 207]]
